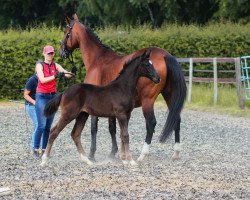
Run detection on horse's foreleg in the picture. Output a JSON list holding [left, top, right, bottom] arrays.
[[117, 115, 137, 166], [108, 117, 118, 158], [172, 117, 181, 160], [137, 104, 156, 162], [89, 116, 98, 161], [71, 112, 93, 165], [41, 117, 71, 166]]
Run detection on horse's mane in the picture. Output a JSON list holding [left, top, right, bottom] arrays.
[[85, 26, 111, 50]]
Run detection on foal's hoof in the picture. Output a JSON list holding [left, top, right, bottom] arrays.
[[80, 155, 94, 165], [122, 160, 129, 165], [40, 156, 49, 167], [129, 159, 138, 166], [122, 159, 138, 166]]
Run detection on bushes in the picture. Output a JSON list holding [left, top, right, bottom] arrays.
[[0, 23, 249, 99]]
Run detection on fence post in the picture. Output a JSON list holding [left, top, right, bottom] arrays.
[[213, 58, 218, 105], [235, 57, 244, 109], [188, 58, 193, 103]]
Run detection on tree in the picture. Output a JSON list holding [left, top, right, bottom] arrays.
[[214, 0, 250, 23], [0, 0, 63, 29]]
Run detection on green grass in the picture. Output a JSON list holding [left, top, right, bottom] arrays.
[[156, 83, 250, 118]]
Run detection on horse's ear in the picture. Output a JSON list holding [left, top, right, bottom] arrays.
[[65, 15, 71, 25], [72, 13, 79, 20]]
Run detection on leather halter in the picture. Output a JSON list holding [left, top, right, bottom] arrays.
[[60, 19, 77, 59]]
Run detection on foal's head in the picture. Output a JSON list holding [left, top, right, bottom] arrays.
[[137, 51, 160, 84]]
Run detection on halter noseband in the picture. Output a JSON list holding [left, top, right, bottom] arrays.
[[60, 19, 77, 60]]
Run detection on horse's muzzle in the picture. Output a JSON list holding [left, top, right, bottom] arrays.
[[59, 48, 69, 59]]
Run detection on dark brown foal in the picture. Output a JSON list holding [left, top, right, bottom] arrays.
[[41, 51, 160, 166]]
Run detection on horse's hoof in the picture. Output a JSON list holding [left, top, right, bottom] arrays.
[[172, 151, 180, 160], [88, 156, 96, 162], [108, 153, 116, 160]]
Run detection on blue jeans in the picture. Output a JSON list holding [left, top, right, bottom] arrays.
[[34, 93, 56, 149], [25, 104, 41, 149]]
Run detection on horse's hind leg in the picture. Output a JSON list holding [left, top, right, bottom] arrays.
[[89, 116, 98, 161], [172, 117, 181, 160], [162, 90, 182, 159], [108, 117, 118, 158], [41, 117, 71, 166], [137, 103, 156, 162], [71, 112, 93, 165]]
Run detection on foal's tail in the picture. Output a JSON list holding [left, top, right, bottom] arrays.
[[44, 93, 63, 117], [159, 54, 187, 143]]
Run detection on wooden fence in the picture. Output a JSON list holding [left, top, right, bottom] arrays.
[[177, 57, 244, 109]]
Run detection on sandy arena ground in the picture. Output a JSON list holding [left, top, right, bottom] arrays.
[[0, 104, 249, 199]]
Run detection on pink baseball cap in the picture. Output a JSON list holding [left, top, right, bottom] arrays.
[[43, 45, 54, 54]]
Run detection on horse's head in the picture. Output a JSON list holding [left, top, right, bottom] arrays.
[[139, 51, 160, 84], [59, 14, 79, 59]]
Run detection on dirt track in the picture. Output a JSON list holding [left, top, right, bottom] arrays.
[[0, 104, 249, 199]]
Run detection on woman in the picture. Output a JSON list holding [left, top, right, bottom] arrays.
[[24, 73, 39, 151], [33, 45, 72, 157]]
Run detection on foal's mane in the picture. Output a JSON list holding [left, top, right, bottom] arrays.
[[85, 25, 111, 50], [110, 55, 143, 83]]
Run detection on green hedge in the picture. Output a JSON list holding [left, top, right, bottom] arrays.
[[0, 23, 249, 99]]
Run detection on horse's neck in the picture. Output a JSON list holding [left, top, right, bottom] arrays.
[[77, 25, 116, 71]]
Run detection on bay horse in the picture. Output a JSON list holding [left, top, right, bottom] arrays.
[[59, 14, 186, 161], [41, 51, 160, 166]]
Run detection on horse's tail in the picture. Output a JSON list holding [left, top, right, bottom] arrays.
[[159, 54, 187, 143], [44, 93, 63, 117]]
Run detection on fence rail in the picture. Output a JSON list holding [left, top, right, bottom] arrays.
[[177, 57, 244, 109]]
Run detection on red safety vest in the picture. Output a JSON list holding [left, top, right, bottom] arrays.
[[36, 62, 57, 93]]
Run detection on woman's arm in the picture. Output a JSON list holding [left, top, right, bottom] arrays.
[[36, 63, 55, 83], [24, 90, 35, 105], [55, 63, 73, 78]]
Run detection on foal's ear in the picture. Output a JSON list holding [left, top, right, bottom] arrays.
[[72, 13, 79, 20], [142, 50, 151, 59], [65, 15, 71, 25]]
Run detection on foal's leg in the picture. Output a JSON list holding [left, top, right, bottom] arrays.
[[117, 115, 137, 166], [71, 112, 93, 165], [89, 116, 98, 160], [137, 102, 157, 162], [108, 117, 118, 158], [41, 117, 72, 166]]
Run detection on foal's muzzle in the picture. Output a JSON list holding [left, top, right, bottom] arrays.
[[153, 76, 161, 84]]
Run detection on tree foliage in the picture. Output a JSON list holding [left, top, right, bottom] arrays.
[[0, 0, 249, 29]]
